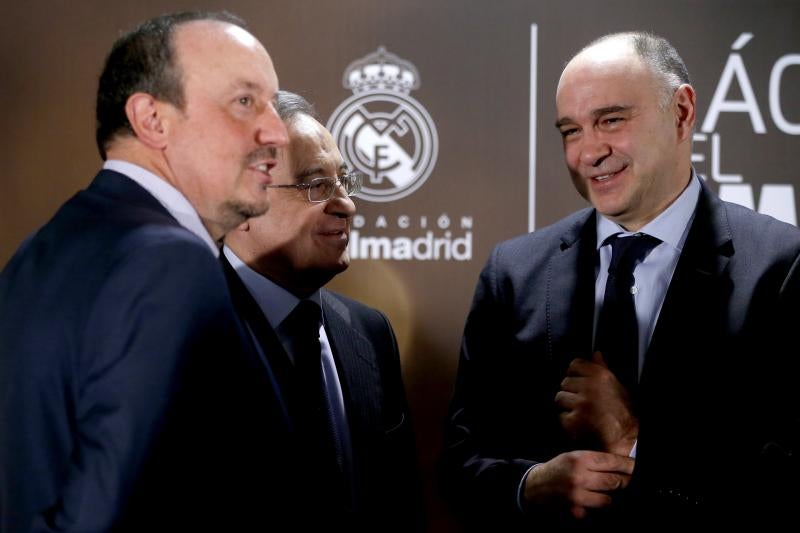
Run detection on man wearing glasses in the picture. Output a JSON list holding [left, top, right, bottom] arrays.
[[222, 90, 424, 531]]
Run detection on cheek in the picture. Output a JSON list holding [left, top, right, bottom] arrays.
[[563, 142, 585, 173]]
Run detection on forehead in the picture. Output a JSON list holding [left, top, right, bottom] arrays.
[[556, 43, 659, 116], [286, 115, 343, 172], [173, 21, 276, 89]]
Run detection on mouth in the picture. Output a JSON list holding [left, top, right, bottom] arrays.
[[249, 161, 277, 186], [319, 228, 350, 243], [589, 165, 627, 183]]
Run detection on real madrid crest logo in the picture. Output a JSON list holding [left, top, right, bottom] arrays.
[[327, 47, 439, 203]]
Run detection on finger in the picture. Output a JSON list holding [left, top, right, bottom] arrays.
[[566, 358, 594, 376], [554, 390, 579, 410], [559, 376, 582, 393], [573, 488, 613, 509], [592, 350, 607, 367], [570, 504, 587, 520], [585, 452, 635, 475], [585, 472, 631, 492]]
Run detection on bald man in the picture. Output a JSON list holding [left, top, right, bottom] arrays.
[[442, 31, 800, 531]]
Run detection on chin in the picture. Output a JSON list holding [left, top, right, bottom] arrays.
[[332, 258, 350, 274], [227, 198, 269, 221]]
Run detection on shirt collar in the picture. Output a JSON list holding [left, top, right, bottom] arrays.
[[596, 170, 701, 251], [222, 245, 322, 329], [103, 159, 219, 257]]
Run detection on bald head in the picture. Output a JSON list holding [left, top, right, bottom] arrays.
[[555, 31, 696, 231], [564, 32, 690, 109], [96, 11, 247, 159]]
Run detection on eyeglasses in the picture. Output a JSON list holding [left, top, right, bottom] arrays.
[[266, 171, 363, 203]]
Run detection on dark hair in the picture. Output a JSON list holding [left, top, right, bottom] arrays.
[[95, 11, 246, 159], [275, 90, 318, 122], [584, 31, 691, 107]]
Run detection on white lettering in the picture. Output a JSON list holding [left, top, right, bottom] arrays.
[[718, 184, 797, 226], [393, 237, 412, 259], [769, 54, 800, 135], [758, 184, 797, 225], [348, 230, 473, 261], [702, 35, 766, 134], [711, 133, 742, 183]]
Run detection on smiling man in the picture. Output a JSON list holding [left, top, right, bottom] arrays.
[[0, 11, 287, 531], [441, 32, 800, 531], [222, 90, 424, 531]]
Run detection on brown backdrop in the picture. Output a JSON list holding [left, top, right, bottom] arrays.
[[2, 1, 798, 530]]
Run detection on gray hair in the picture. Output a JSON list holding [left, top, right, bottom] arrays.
[[275, 90, 318, 122]]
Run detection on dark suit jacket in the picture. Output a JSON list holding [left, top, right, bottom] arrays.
[[221, 255, 425, 531], [0, 170, 289, 531], [441, 181, 800, 531]]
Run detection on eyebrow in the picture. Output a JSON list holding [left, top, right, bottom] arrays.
[[554, 105, 632, 128], [230, 79, 264, 93], [297, 167, 323, 181]]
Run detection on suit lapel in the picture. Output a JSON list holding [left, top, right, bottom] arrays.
[[633, 182, 734, 496], [641, 181, 733, 389], [220, 254, 294, 430], [320, 291, 383, 434], [547, 210, 598, 369]]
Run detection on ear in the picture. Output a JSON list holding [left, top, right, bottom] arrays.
[[673, 83, 696, 142], [236, 220, 250, 232], [124, 92, 171, 150]]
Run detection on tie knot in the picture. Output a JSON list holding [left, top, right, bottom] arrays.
[[285, 300, 322, 339], [605, 233, 661, 278]]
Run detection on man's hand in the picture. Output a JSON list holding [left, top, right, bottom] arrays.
[[555, 352, 638, 455], [523, 450, 634, 519]]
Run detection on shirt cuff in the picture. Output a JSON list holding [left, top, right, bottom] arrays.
[[517, 463, 542, 512]]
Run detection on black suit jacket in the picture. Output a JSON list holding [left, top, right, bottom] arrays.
[[0, 170, 293, 531], [441, 181, 800, 531], [221, 255, 425, 531]]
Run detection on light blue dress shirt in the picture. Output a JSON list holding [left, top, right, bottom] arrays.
[[594, 173, 700, 376]]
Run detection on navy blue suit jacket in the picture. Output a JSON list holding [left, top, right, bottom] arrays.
[[0, 170, 279, 531], [221, 256, 425, 531], [441, 180, 800, 530]]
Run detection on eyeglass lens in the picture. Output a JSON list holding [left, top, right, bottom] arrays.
[[308, 175, 360, 202]]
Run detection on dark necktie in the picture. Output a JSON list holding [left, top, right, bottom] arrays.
[[284, 301, 348, 505], [594, 233, 661, 406]]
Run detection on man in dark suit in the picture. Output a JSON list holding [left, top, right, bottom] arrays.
[[441, 31, 800, 531], [222, 90, 424, 531], [0, 12, 288, 531]]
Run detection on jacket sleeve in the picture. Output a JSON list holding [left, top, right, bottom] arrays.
[[439, 245, 538, 530], [30, 239, 236, 532]]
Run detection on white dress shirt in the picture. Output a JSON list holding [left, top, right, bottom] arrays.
[[103, 160, 219, 257]]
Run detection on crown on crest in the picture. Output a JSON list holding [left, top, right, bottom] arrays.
[[343, 47, 420, 94]]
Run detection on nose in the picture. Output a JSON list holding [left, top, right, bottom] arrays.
[[579, 131, 611, 168], [256, 101, 289, 148], [324, 188, 356, 219]]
